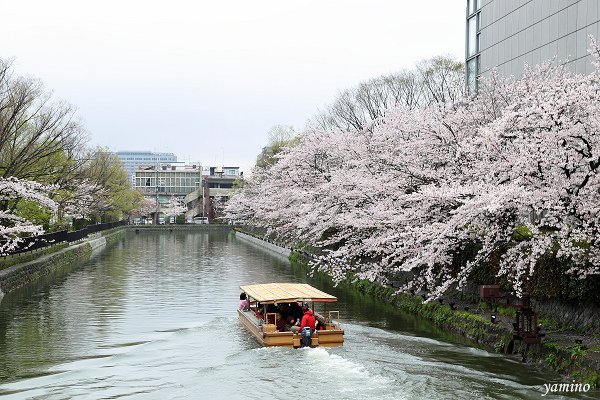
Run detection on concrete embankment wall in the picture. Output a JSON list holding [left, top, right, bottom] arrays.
[[533, 299, 600, 335], [234, 231, 291, 257], [0, 228, 125, 299], [129, 224, 232, 232]]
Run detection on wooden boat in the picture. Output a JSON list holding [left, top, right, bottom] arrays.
[[238, 283, 344, 348]]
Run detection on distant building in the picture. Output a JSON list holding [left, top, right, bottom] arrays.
[[133, 163, 242, 222], [134, 163, 202, 209], [116, 151, 177, 182], [466, 0, 600, 93], [184, 166, 242, 222]]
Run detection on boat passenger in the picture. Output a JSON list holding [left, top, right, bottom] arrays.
[[239, 293, 250, 311], [276, 312, 286, 332], [298, 306, 316, 333], [255, 304, 264, 319], [283, 315, 296, 332], [316, 319, 324, 330]]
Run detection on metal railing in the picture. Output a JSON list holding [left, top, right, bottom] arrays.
[[0, 220, 128, 257]]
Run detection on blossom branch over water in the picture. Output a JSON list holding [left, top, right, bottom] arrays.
[[227, 41, 600, 298]]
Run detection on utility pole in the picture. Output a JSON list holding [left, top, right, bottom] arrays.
[[155, 164, 159, 224]]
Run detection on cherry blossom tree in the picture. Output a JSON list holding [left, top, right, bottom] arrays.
[[0, 177, 57, 255], [55, 179, 109, 221], [227, 40, 600, 299], [134, 197, 157, 219], [162, 196, 186, 218]]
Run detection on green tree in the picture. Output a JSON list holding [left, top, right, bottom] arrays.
[[255, 125, 299, 168], [82, 148, 141, 222], [0, 59, 86, 182], [60, 148, 142, 225], [14, 199, 53, 231]]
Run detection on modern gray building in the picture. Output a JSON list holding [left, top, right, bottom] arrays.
[[115, 151, 177, 182], [467, 0, 600, 93]]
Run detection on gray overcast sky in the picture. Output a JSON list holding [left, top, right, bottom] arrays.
[[3, 0, 465, 172]]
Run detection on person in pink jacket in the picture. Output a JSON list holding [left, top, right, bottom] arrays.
[[239, 293, 250, 311]]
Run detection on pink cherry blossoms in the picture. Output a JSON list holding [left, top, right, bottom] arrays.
[[227, 44, 600, 299], [135, 197, 158, 218], [59, 179, 110, 220], [162, 196, 186, 218], [0, 177, 56, 255]]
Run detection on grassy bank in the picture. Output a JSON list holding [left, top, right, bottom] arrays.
[[289, 250, 600, 388], [0, 243, 70, 271]]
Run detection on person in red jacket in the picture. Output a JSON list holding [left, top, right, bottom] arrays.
[[298, 306, 316, 331], [298, 305, 316, 347]]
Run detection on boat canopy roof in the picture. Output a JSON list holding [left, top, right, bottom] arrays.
[[239, 283, 337, 304]]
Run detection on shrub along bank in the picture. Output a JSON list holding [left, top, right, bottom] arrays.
[[289, 250, 600, 388]]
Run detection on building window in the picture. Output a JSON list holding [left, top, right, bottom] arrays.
[[466, 0, 481, 94], [467, 0, 480, 16], [467, 16, 477, 57], [466, 57, 478, 94]]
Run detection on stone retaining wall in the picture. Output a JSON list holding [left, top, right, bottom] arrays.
[[234, 231, 291, 257], [0, 228, 124, 300], [533, 299, 600, 334]]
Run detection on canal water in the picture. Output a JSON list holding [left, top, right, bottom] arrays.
[[0, 231, 587, 399]]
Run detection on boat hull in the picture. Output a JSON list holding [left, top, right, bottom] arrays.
[[238, 310, 344, 348]]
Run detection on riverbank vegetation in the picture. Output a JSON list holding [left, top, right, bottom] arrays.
[[0, 59, 141, 255], [226, 46, 600, 304], [291, 247, 599, 388]]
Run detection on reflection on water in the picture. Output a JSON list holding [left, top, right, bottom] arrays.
[[0, 231, 590, 399]]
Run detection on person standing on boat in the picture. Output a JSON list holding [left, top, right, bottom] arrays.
[[298, 306, 316, 347], [298, 306, 316, 332]]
